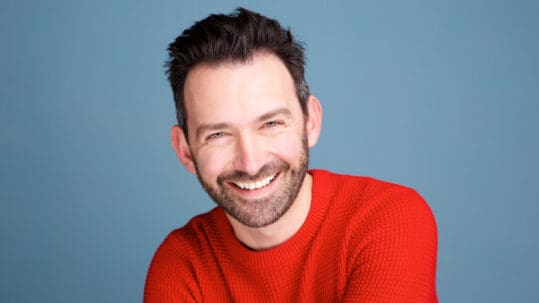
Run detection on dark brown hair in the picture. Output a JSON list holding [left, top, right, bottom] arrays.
[[166, 7, 310, 135]]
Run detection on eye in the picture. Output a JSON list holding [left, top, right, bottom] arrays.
[[207, 132, 225, 140], [263, 121, 283, 128]]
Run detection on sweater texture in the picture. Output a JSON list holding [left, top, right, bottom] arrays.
[[144, 169, 438, 302]]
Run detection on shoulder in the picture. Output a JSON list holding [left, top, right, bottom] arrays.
[[151, 208, 220, 262], [311, 169, 403, 198], [145, 208, 221, 282], [311, 169, 437, 241], [144, 208, 220, 302], [312, 169, 433, 214]]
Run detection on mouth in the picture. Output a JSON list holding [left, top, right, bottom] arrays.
[[229, 173, 279, 191]]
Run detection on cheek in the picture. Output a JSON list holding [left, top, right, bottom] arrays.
[[270, 132, 306, 164], [194, 146, 235, 180]]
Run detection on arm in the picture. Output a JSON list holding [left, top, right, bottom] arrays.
[[343, 188, 438, 302]]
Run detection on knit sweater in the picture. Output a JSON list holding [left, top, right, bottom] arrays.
[[144, 170, 438, 302]]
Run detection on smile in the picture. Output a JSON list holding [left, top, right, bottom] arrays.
[[231, 173, 278, 190]]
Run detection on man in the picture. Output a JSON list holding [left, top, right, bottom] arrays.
[[145, 7, 438, 302]]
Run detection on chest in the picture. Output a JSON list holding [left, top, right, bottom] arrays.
[[194, 239, 350, 302]]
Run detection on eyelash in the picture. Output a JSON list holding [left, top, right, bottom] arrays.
[[264, 121, 283, 128], [206, 132, 225, 140]]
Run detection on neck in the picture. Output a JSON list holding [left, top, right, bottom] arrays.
[[226, 173, 313, 250]]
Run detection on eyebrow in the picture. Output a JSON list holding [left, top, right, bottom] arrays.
[[194, 107, 293, 140], [256, 108, 293, 123]]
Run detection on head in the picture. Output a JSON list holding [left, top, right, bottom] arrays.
[[167, 8, 322, 228], [166, 7, 310, 137]]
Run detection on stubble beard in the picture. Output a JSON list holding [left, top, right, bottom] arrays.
[[194, 135, 309, 228]]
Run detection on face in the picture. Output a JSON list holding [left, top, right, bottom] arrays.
[[173, 52, 321, 228]]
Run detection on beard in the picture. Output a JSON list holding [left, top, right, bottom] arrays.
[[194, 135, 309, 228]]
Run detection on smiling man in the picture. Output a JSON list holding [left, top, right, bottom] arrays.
[[145, 7, 438, 302]]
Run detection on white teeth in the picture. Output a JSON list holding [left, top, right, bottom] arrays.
[[233, 174, 277, 190]]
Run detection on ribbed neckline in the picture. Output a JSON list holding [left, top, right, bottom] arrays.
[[211, 169, 333, 269]]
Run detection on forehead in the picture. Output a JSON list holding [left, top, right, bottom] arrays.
[[183, 52, 301, 130]]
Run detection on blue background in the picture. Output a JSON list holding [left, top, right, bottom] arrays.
[[1, 0, 538, 302]]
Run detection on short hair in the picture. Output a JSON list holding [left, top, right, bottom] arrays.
[[166, 7, 310, 135]]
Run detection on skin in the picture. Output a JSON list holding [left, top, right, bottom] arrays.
[[171, 52, 322, 250]]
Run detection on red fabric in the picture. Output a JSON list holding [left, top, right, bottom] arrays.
[[145, 170, 438, 302]]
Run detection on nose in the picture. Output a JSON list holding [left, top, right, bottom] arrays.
[[233, 132, 265, 176]]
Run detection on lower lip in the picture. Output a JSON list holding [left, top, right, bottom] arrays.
[[227, 173, 280, 197]]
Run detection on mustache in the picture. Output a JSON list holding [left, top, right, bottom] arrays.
[[217, 161, 289, 184]]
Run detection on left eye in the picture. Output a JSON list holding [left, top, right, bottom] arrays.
[[264, 121, 281, 128]]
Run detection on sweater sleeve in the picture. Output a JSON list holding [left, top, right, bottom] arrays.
[[343, 188, 438, 303], [144, 232, 201, 303]]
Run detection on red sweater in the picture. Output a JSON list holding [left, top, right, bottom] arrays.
[[145, 170, 438, 302]]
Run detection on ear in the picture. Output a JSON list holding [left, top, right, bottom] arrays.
[[305, 95, 323, 148], [170, 125, 197, 174]]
